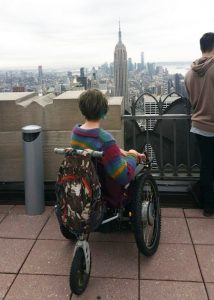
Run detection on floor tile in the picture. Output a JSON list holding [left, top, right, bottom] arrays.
[[4, 274, 70, 300], [0, 239, 34, 273], [0, 205, 14, 214], [90, 241, 138, 279], [187, 218, 214, 244], [0, 212, 51, 239], [140, 244, 202, 281], [161, 208, 184, 218], [140, 280, 208, 300], [0, 274, 16, 300], [184, 209, 214, 219], [89, 230, 135, 243], [0, 214, 6, 222], [206, 283, 214, 300], [195, 245, 214, 282], [10, 205, 53, 216], [38, 213, 66, 240], [72, 277, 138, 300], [160, 217, 191, 244], [20, 240, 74, 276]]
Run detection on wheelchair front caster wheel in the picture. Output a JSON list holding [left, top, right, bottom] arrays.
[[70, 247, 91, 295]]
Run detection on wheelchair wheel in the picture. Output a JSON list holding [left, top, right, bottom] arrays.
[[132, 173, 161, 256], [60, 225, 76, 241], [70, 247, 91, 295]]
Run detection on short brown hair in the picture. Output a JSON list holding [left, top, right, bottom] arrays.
[[79, 89, 108, 121], [200, 32, 214, 53]]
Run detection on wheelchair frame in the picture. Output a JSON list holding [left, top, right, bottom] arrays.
[[54, 147, 161, 295]]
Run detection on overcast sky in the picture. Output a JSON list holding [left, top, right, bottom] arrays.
[[0, 0, 213, 69]]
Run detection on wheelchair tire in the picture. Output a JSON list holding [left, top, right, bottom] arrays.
[[70, 247, 91, 295], [132, 173, 161, 256], [60, 225, 76, 241]]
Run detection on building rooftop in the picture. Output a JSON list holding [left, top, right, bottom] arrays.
[[0, 92, 36, 102], [0, 205, 214, 299], [108, 96, 123, 105], [54, 90, 108, 100]]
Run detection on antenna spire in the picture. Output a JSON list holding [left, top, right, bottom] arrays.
[[118, 20, 122, 42]]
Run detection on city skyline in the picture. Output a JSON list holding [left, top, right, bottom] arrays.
[[0, 0, 213, 69]]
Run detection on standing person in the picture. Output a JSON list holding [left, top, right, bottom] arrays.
[[185, 32, 214, 216], [70, 89, 145, 206]]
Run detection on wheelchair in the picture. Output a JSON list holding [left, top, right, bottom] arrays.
[[54, 147, 161, 295]]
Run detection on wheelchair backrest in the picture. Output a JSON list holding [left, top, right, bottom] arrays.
[[55, 150, 102, 234]]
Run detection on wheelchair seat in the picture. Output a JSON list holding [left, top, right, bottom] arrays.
[[95, 161, 129, 208]]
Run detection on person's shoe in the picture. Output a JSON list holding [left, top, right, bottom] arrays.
[[188, 182, 203, 208], [203, 210, 214, 217]]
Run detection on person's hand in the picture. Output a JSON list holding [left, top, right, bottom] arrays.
[[120, 148, 128, 156], [128, 149, 146, 164], [137, 153, 146, 163]]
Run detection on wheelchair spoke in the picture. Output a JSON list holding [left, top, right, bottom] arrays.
[[141, 179, 157, 247], [143, 220, 154, 246], [133, 173, 161, 256]]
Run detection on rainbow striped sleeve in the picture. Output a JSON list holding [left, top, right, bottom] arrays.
[[101, 139, 137, 185], [70, 125, 138, 186]]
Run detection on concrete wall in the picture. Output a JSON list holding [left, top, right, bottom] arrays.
[[0, 91, 124, 181]]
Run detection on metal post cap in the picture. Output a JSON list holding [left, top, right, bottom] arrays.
[[22, 125, 42, 133]]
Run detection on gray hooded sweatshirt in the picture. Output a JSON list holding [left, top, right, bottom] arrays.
[[185, 56, 214, 132]]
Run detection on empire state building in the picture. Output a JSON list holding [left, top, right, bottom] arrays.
[[114, 24, 128, 109]]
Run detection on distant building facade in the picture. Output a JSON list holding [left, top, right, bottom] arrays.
[[114, 23, 128, 109], [38, 65, 43, 85], [141, 51, 145, 70]]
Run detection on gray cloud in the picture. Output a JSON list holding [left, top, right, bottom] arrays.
[[0, 0, 213, 69]]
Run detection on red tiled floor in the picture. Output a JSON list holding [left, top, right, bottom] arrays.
[[160, 217, 191, 244], [184, 208, 214, 219], [10, 205, 54, 216], [4, 274, 71, 300], [0, 274, 16, 300], [0, 214, 6, 222], [187, 218, 214, 244], [0, 239, 34, 273], [89, 230, 135, 243], [140, 280, 208, 300], [0, 212, 51, 239], [1, 205, 213, 299], [20, 240, 75, 275], [72, 277, 138, 300], [140, 243, 202, 281], [0, 205, 14, 214], [206, 283, 214, 300], [38, 213, 66, 240], [161, 208, 184, 218], [90, 241, 138, 279], [195, 245, 214, 282]]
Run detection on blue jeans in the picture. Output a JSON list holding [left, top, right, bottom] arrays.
[[195, 134, 214, 212]]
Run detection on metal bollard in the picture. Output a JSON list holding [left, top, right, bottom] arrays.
[[22, 125, 45, 215]]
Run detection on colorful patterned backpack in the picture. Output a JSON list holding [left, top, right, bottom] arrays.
[[55, 150, 103, 235]]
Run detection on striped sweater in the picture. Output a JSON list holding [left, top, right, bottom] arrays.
[[70, 124, 138, 186]]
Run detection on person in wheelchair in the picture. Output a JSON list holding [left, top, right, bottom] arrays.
[[70, 88, 145, 207], [59, 89, 160, 296]]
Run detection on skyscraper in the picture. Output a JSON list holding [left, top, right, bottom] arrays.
[[174, 73, 181, 94], [114, 23, 128, 109], [141, 51, 145, 69], [38, 65, 43, 85]]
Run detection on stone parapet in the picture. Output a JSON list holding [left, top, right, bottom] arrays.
[[0, 91, 124, 181]]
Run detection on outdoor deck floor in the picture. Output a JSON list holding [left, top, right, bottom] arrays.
[[0, 205, 214, 300]]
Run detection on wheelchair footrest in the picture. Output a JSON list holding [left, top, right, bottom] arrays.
[[101, 213, 119, 224]]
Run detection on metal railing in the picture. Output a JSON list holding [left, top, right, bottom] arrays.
[[123, 92, 200, 182]]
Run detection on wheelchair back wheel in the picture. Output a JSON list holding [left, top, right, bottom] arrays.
[[131, 172, 161, 256]]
